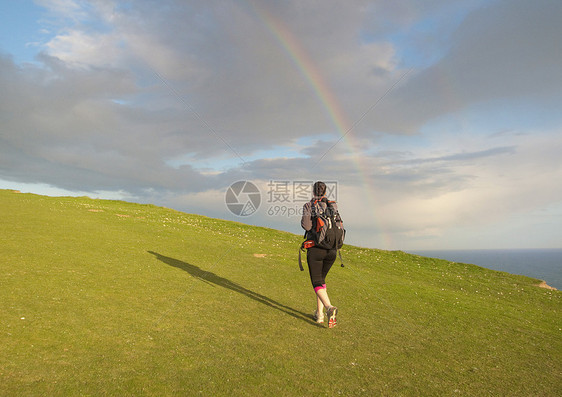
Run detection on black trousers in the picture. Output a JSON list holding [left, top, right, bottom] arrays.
[[307, 246, 337, 289]]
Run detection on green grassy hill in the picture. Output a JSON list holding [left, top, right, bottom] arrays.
[[1, 189, 560, 396]]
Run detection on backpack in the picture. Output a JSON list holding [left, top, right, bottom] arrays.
[[309, 198, 345, 250], [298, 198, 345, 271]]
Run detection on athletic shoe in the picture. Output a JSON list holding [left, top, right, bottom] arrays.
[[326, 306, 338, 328], [313, 310, 324, 323]]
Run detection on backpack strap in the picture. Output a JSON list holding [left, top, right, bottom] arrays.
[[298, 243, 305, 271]]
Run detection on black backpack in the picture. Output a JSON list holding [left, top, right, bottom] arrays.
[[309, 198, 345, 249], [299, 198, 345, 270]]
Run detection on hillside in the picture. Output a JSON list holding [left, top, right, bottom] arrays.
[[1, 189, 560, 396]]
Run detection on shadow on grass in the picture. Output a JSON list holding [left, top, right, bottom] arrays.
[[148, 251, 317, 326]]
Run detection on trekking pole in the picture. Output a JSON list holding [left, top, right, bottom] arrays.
[[338, 249, 344, 267]]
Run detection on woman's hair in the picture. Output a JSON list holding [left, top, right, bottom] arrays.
[[313, 181, 326, 197]]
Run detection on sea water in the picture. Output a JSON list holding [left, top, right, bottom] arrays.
[[407, 248, 562, 290]]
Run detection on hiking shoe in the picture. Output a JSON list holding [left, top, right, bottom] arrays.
[[326, 306, 338, 328], [313, 310, 324, 323]]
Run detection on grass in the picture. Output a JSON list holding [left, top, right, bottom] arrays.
[[0, 189, 560, 396]]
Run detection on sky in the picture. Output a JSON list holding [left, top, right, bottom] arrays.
[[1, 0, 561, 250]]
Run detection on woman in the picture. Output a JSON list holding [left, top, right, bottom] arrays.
[[301, 181, 340, 328]]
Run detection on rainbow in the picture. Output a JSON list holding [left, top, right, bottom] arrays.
[[244, 1, 392, 247]]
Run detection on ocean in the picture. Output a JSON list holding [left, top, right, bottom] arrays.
[[406, 248, 562, 290]]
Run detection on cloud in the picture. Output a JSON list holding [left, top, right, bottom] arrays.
[[0, 53, 217, 193], [395, 146, 516, 166], [364, 0, 562, 135]]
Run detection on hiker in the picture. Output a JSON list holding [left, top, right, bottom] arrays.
[[301, 181, 344, 328]]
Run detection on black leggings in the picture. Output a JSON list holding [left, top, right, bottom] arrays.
[[307, 247, 337, 290]]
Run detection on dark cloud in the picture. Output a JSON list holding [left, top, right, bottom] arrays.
[[396, 146, 516, 165], [0, 53, 218, 194], [363, 0, 562, 134]]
